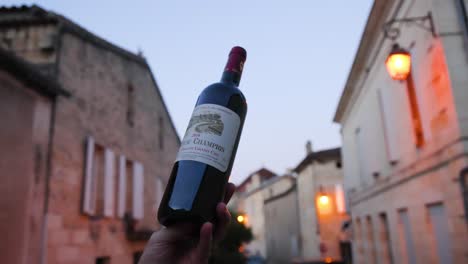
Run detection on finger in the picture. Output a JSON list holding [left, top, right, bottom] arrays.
[[223, 182, 236, 204], [197, 222, 213, 263], [214, 202, 231, 241], [156, 222, 197, 240]]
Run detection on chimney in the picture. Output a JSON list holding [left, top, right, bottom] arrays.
[[305, 140, 313, 155]]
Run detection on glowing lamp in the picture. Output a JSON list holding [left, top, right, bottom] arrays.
[[318, 195, 330, 205], [385, 44, 411, 81], [237, 215, 244, 223], [237, 214, 248, 224]]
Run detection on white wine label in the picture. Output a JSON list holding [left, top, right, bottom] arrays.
[[176, 104, 240, 172]]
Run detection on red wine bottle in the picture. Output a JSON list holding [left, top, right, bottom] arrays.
[[158, 47, 248, 226]]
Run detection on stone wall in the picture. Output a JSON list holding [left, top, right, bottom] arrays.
[[42, 30, 180, 263], [0, 70, 52, 264], [337, 0, 468, 263], [297, 159, 344, 260], [263, 177, 300, 264]]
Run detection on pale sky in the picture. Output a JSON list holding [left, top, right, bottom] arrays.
[[5, 0, 373, 184]]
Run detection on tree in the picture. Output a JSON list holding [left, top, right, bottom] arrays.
[[210, 211, 253, 264]]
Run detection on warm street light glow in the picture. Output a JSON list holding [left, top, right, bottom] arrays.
[[325, 257, 333, 263], [318, 195, 330, 205], [237, 215, 245, 223], [386, 44, 411, 81]]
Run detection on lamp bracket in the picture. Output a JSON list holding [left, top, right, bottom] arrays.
[[384, 12, 437, 41]]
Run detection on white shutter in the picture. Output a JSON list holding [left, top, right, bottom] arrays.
[[118, 155, 126, 218], [155, 177, 163, 210], [355, 128, 367, 185], [133, 162, 144, 220], [83, 136, 95, 215], [103, 149, 115, 217], [378, 88, 400, 163], [335, 184, 345, 213]]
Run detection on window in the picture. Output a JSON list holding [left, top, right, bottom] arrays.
[[94, 145, 105, 215], [334, 184, 346, 214], [397, 209, 416, 264], [125, 160, 133, 216], [365, 216, 377, 264], [354, 128, 366, 185], [127, 84, 135, 127], [378, 213, 394, 264], [377, 87, 400, 164], [83, 136, 144, 219], [355, 217, 364, 263], [96, 257, 110, 264], [155, 177, 164, 211], [427, 203, 453, 263], [159, 116, 164, 150]]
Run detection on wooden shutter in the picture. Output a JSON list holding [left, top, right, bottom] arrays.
[[103, 149, 115, 217], [133, 162, 144, 220], [378, 88, 400, 163], [83, 136, 95, 215], [118, 155, 126, 218]]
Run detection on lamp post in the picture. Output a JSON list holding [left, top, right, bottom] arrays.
[[382, 12, 437, 147]]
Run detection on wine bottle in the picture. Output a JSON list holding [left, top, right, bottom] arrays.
[[158, 47, 248, 226]]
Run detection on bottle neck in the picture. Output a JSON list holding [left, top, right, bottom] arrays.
[[221, 47, 246, 87], [221, 70, 241, 86]]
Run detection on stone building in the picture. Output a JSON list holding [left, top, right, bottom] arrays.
[[234, 168, 277, 258], [294, 145, 346, 262], [263, 175, 301, 264], [0, 5, 180, 264], [334, 0, 468, 263]]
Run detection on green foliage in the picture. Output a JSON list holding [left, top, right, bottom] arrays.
[[210, 211, 253, 264]]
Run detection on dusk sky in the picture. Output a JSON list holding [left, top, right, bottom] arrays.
[[5, 0, 373, 184]]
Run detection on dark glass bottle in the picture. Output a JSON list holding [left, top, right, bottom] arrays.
[[158, 47, 248, 226]]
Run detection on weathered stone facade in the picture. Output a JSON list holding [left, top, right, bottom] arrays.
[[334, 1, 468, 263], [294, 147, 346, 261], [263, 176, 300, 264], [0, 47, 68, 264], [233, 168, 277, 259], [0, 5, 179, 264]]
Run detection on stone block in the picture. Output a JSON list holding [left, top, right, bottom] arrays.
[[55, 246, 80, 263], [47, 214, 63, 230], [49, 229, 71, 245], [71, 230, 89, 245]]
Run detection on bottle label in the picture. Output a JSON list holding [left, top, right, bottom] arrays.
[[176, 104, 240, 172]]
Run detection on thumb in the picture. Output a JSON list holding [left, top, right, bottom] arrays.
[[196, 222, 213, 263]]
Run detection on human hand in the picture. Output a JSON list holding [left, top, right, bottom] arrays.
[[138, 183, 236, 264]]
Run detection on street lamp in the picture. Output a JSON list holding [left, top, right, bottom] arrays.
[[237, 214, 247, 224], [318, 195, 330, 206], [385, 44, 411, 81], [383, 12, 436, 80], [381, 12, 437, 147]]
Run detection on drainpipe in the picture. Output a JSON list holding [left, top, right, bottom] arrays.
[[40, 21, 64, 264]]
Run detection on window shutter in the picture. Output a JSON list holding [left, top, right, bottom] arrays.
[[103, 149, 115, 217], [156, 177, 163, 210], [355, 128, 367, 185], [378, 88, 400, 163], [335, 184, 346, 213], [118, 155, 126, 218], [133, 162, 144, 220], [83, 136, 95, 215]]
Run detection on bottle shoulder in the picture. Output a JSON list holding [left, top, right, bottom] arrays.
[[203, 82, 245, 98], [196, 82, 247, 117], [198, 82, 246, 103]]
